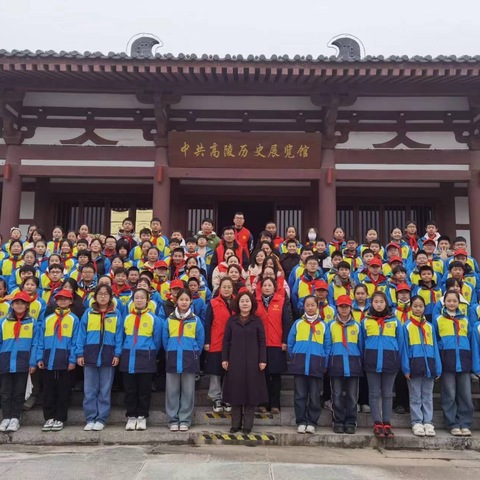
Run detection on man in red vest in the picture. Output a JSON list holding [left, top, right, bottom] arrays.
[[233, 212, 254, 255]]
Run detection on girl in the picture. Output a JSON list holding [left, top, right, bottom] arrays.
[[0, 291, 38, 432], [255, 278, 292, 414], [37, 289, 79, 432], [287, 295, 330, 434], [279, 226, 302, 254], [432, 278, 472, 323], [90, 238, 111, 276], [433, 291, 473, 436], [304, 227, 319, 249], [352, 284, 370, 323], [3, 228, 22, 255], [403, 221, 420, 254], [120, 288, 162, 431], [211, 248, 236, 293], [24, 229, 47, 251], [76, 284, 123, 431], [0, 240, 23, 281], [226, 264, 245, 294], [107, 255, 125, 280], [362, 291, 404, 438], [204, 276, 235, 413], [48, 226, 64, 255], [9, 248, 36, 291], [21, 277, 46, 323], [402, 296, 441, 437], [135, 242, 154, 270], [0, 279, 10, 318], [328, 227, 346, 257], [222, 291, 268, 434], [389, 227, 413, 269], [34, 240, 50, 273], [60, 240, 77, 273], [253, 264, 290, 299], [163, 288, 204, 432], [77, 224, 93, 245], [116, 242, 133, 269]]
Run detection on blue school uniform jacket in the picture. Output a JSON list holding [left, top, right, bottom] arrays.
[[287, 316, 330, 377], [327, 316, 363, 377], [434, 308, 472, 373], [76, 305, 124, 367], [119, 308, 162, 374], [0, 314, 38, 373], [162, 310, 205, 374], [401, 314, 442, 378], [471, 321, 480, 375], [361, 312, 404, 374], [36, 308, 79, 370]]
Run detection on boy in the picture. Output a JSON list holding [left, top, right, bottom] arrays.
[[342, 237, 362, 272], [184, 237, 207, 272], [292, 256, 323, 316], [409, 251, 440, 287], [265, 221, 283, 250], [150, 218, 170, 257], [362, 258, 388, 297], [313, 280, 336, 323], [69, 250, 92, 282], [196, 218, 221, 252], [412, 266, 443, 323], [328, 261, 356, 305], [314, 238, 333, 274], [446, 261, 477, 305], [168, 247, 186, 281], [280, 239, 301, 280], [187, 277, 207, 323], [196, 235, 213, 273], [103, 236, 118, 259], [129, 229, 153, 262], [327, 295, 363, 434], [323, 251, 344, 285], [117, 217, 138, 250], [354, 248, 375, 284], [288, 247, 314, 290], [422, 239, 444, 276], [152, 261, 170, 301], [37, 289, 79, 432], [419, 220, 440, 248], [76, 264, 97, 302], [127, 266, 140, 289], [40, 265, 64, 304], [382, 255, 403, 279], [112, 267, 133, 305]]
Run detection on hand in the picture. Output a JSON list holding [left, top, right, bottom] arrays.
[[112, 356, 120, 367], [37, 361, 45, 369], [204, 344, 210, 352], [29, 367, 36, 374], [68, 363, 76, 371], [222, 361, 229, 370], [77, 357, 85, 367], [281, 343, 287, 352], [259, 363, 266, 371], [404, 374, 410, 380]]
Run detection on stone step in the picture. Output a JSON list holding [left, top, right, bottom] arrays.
[[3, 425, 480, 450], [20, 406, 480, 429]]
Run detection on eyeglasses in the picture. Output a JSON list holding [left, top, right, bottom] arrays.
[[97, 293, 110, 297]]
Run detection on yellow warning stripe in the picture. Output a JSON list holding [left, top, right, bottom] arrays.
[[205, 412, 272, 420], [199, 433, 275, 441]]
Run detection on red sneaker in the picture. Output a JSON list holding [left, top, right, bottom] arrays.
[[383, 423, 394, 438], [373, 423, 385, 438]]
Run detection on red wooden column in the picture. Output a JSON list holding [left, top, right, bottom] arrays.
[[468, 153, 480, 260], [318, 148, 337, 238], [0, 145, 22, 239], [152, 146, 171, 234]]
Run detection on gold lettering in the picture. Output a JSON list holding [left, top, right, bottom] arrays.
[[297, 144, 310, 158], [284, 144, 295, 159], [210, 142, 220, 159], [238, 144, 248, 157], [267, 144, 280, 158], [224, 144, 236, 158], [253, 144, 266, 158], [194, 143, 206, 157], [180, 142, 190, 158]]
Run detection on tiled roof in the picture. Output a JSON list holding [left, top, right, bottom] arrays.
[[1, 49, 480, 63]]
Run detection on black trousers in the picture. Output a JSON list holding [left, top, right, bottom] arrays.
[[358, 375, 369, 405], [43, 369, 73, 422], [322, 372, 331, 402], [265, 374, 281, 409], [331, 376, 359, 427], [123, 373, 152, 418], [1, 372, 28, 419], [231, 405, 255, 430], [394, 372, 409, 408]]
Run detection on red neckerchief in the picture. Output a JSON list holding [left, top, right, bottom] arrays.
[[330, 239, 342, 251], [53, 309, 69, 340], [172, 261, 185, 280], [46, 281, 62, 303], [112, 283, 129, 297], [422, 283, 437, 304], [303, 317, 321, 336], [338, 320, 349, 348], [133, 309, 147, 345], [445, 313, 462, 345], [396, 304, 411, 324], [151, 234, 163, 247], [103, 249, 116, 259], [37, 257, 48, 268], [30, 293, 38, 303], [185, 252, 200, 259], [51, 240, 61, 253], [62, 252, 73, 262], [367, 273, 386, 290], [427, 234, 436, 241], [318, 301, 328, 319], [359, 309, 366, 322], [13, 312, 26, 340], [300, 275, 317, 295], [375, 316, 388, 333], [409, 315, 428, 343], [9, 256, 20, 270], [407, 234, 418, 252]]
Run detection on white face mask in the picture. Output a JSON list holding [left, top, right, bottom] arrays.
[[308, 231, 316, 241]]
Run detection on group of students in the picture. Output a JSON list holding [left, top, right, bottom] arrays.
[[0, 215, 479, 438]]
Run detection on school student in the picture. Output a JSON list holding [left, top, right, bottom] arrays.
[[37, 289, 79, 432], [287, 295, 330, 434], [76, 284, 123, 431], [401, 296, 442, 437], [119, 288, 162, 431], [0, 292, 38, 432], [327, 295, 363, 434], [163, 288, 204, 431], [362, 291, 404, 438], [433, 291, 473, 436]]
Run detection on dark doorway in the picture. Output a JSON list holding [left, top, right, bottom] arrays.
[[217, 201, 275, 242]]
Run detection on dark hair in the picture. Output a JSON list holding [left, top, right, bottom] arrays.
[[410, 295, 425, 307], [19, 265, 36, 275], [419, 265, 434, 274], [133, 288, 150, 301], [139, 227, 152, 236], [21, 276, 39, 288], [337, 261, 351, 270], [176, 288, 192, 300], [249, 248, 266, 267], [369, 240, 381, 247], [371, 291, 389, 304], [93, 284, 113, 302], [139, 270, 154, 281], [331, 250, 343, 260], [122, 217, 134, 225], [10, 240, 22, 250], [303, 295, 318, 306], [449, 261, 465, 271], [444, 290, 460, 302], [151, 217, 162, 224], [128, 266, 140, 273], [354, 284, 368, 294], [201, 218, 214, 225], [34, 239, 48, 248], [445, 277, 461, 290], [137, 277, 151, 288], [453, 236, 467, 244], [116, 240, 131, 254], [438, 235, 451, 243], [169, 237, 181, 245], [361, 248, 374, 257], [392, 265, 407, 274], [48, 264, 63, 273], [218, 276, 235, 294], [172, 247, 185, 256], [260, 277, 277, 291], [77, 249, 92, 261], [286, 238, 298, 246], [187, 277, 199, 285], [233, 290, 257, 315], [61, 278, 80, 298], [415, 250, 428, 258], [0, 278, 8, 294], [185, 237, 198, 244], [305, 255, 319, 264], [346, 236, 357, 243], [425, 220, 437, 228], [113, 267, 129, 276], [81, 263, 95, 272], [222, 225, 235, 235], [300, 246, 314, 254]]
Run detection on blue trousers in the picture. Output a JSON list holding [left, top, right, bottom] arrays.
[[440, 372, 473, 429], [83, 366, 115, 424]]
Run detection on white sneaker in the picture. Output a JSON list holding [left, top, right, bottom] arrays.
[[361, 404, 371, 413], [461, 428, 472, 437], [424, 424, 436, 437], [84, 422, 95, 431], [0, 419, 10, 432], [125, 417, 137, 431], [136, 416, 147, 430], [92, 421, 105, 431], [170, 424, 179, 432], [42, 419, 55, 432], [450, 427, 462, 436], [297, 424, 307, 434], [305, 425, 316, 434], [179, 423, 189, 432], [51, 420, 64, 431], [6, 418, 19, 432], [412, 423, 425, 437], [223, 402, 232, 413], [323, 400, 333, 411]]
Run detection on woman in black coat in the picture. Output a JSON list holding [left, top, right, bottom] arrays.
[[222, 290, 268, 434]]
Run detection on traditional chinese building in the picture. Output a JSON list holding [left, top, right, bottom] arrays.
[[0, 42, 479, 256]]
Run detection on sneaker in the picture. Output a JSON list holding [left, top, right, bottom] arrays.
[[23, 395, 36, 411], [297, 424, 307, 434], [136, 416, 147, 430], [92, 421, 105, 431], [333, 424, 345, 434], [471, 373, 479, 382], [51, 420, 64, 431], [0, 419, 10, 432], [257, 406, 268, 414], [42, 419, 55, 432], [125, 417, 137, 431], [361, 404, 371, 413], [383, 423, 394, 438], [170, 424, 179, 432], [195, 373, 200, 382], [344, 425, 356, 435], [179, 424, 189, 432], [450, 428, 462, 436], [373, 423, 385, 438], [424, 424, 436, 437], [223, 402, 232, 413], [305, 425, 316, 434], [461, 428, 472, 437], [412, 423, 425, 437], [394, 405, 406, 414], [212, 399, 223, 413], [230, 426, 241, 433], [84, 422, 95, 431], [6, 418, 19, 432], [323, 400, 333, 411], [271, 407, 280, 415]]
